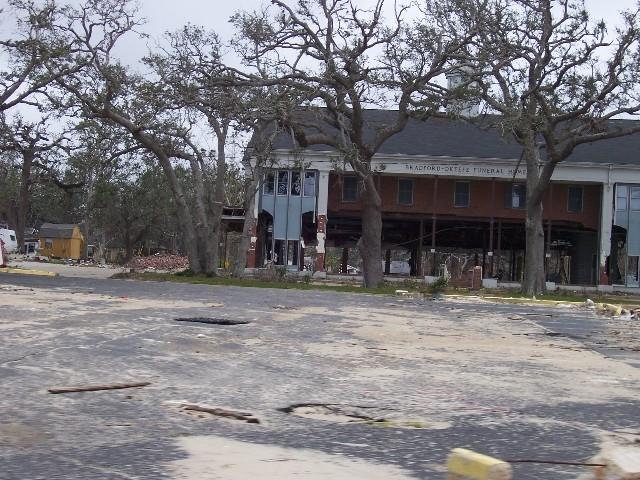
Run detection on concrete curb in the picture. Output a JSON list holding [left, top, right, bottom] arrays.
[[0, 267, 58, 277]]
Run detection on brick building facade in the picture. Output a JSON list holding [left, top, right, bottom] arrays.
[[245, 112, 640, 290]]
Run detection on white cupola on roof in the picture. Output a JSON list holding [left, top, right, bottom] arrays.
[[445, 67, 480, 118]]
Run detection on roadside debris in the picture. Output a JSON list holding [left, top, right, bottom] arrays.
[[174, 317, 250, 326], [278, 403, 440, 429], [272, 305, 297, 310], [125, 253, 189, 272], [584, 299, 639, 319], [181, 404, 260, 424], [48, 381, 151, 394], [587, 434, 640, 480]]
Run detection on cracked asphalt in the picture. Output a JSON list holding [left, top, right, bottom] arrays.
[[1, 274, 639, 480]]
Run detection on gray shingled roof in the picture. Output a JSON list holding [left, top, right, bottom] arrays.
[[270, 110, 640, 165], [39, 223, 78, 239]]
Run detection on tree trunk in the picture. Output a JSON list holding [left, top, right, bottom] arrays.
[[82, 171, 95, 260], [187, 155, 215, 274], [522, 138, 547, 296], [101, 110, 202, 274], [154, 152, 201, 273], [358, 175, 384, 288], [522, 200, 546, 296], [208, 130, 228, 274], [233, 172, 259, 277], [16, 150, 34, 252]]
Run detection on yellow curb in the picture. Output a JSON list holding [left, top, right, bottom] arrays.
[[443, 294, 584, 306], [447, 448, 512, 480], [0, 267, 58, 277]]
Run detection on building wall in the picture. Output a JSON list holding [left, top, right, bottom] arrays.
[[328, 174, 600, 229], [39, 237, 83, 259]]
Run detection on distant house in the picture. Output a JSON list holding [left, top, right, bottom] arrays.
[[38, 223, 84, 259]]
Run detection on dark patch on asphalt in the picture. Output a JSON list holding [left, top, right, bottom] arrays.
[[174, 317, 250, 326], [279, 403, 380, 423]]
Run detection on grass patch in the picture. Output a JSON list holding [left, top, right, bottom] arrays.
[[111, 271, 402, 295]]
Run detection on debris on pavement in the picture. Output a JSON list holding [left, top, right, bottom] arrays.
[[181, 404, 260, 424], [48, 381, 151, 394], [272, 305, 298, 310], [174, 317, 250, 326]]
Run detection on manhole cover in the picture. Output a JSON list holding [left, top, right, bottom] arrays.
[[174, 318, 250, 326]]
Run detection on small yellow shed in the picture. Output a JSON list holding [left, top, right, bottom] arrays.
[[38, 223, 85, 259]]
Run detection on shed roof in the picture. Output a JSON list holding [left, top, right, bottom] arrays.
[[268, 110, 640, 166], [39, 223, 79, 239]]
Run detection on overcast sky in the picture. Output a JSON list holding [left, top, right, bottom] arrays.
[[116, 0, 638, 65]]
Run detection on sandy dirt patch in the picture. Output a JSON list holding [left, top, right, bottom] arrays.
[[169, 435, 417, 480]]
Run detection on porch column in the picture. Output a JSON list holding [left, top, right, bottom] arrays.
[[430, 177, 438, 276], [246, 184, 262, 269], [315, 171, 330, 272], [341, 248, 349, 274], [417, 219, 424, 277], [246, 187, 261, 269], [487, 178, 496, 278], [599, 182, 614, 285]]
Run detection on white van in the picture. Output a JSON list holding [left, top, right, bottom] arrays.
[[0, 229, 18, 253]]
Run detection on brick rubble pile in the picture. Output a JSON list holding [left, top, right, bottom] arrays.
[[125, 254, 189, 271]]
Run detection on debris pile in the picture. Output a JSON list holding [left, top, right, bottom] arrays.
[[585, 298, 640, 319], [125, 253, 189, 272]]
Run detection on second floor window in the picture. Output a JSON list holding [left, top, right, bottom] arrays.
[[398, 178, 413, 205], [505, 183, 526, 209], [617, 185, 628, 211], [454, 182, 470, 207], [263, 172, 275, 195], [277, 171, 289, 195], [567, 185, 583, 213], [632, 186, 640, 211], [342, 175, 358, 202], [303, 171, 316, 196], [291, 172, 301, 196]]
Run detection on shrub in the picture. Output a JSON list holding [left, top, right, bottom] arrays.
[[426, 276, 448, 294]]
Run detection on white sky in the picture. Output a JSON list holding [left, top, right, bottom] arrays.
[[119, 0, 637, 65]]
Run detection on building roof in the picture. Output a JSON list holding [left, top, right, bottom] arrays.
[[39, 223, 79, 239], [269, 110, 640, 166]]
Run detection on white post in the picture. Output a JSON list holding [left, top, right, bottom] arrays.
[[599, 182, 614, 287], [314, 170, 330, 274]]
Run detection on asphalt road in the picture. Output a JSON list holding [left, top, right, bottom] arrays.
[[1, 274, 639, 480]]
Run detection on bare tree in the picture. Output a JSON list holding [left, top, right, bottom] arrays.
[[46, 0, 223, 273], [0, 114, 74, 249], [0, 0, 80, 112], [231, 0, 474, 287], [145, 26, 249, 274], [458, 0, 640, 295]]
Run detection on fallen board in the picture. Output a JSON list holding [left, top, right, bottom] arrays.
[[174, 318, 250, 325], [48, 382, 151, 394], [181, 404, 260, 424]]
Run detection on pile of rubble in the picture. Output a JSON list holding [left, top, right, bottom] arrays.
[[125, 253, 189, 272], [585, 298, 640, 319]]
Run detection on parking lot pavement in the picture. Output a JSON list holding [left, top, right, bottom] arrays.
[[1, 274, 639, 480], [6, 259, 127, 279]]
